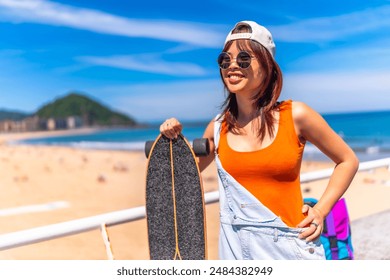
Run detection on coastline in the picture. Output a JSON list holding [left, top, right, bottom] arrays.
[[0, 131, 389, 259], [0, 127, 100, 144]]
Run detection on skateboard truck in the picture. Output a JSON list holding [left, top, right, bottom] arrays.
[[145, 136, 210, 158]]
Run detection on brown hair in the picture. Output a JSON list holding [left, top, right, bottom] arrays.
[[219, 23, 283, 141]]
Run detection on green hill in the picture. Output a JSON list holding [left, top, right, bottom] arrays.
[[36, 93, 136, 126]]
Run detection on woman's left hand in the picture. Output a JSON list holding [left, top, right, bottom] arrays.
[[297, 204, 324, 242]]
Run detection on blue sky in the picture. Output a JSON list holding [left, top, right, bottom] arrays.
[[1, 0, 390, 122]]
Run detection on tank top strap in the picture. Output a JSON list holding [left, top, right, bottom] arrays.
[[213, 114, 223, 150], [278, 100, 301, 145]]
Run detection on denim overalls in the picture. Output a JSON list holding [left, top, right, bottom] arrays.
[[214, 117, 325, 260]]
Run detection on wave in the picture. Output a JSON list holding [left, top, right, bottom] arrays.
[[17, 140, 147, 151], [71, 141, 146, 151], [304, 143, 390, 162]]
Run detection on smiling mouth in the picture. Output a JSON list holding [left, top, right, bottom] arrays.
[[227, 73, 245, 82]]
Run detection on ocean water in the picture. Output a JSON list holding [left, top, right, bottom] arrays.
[[308, 110, 390, 161], [14, 110, 390, 162], [14, 124, 208, 152]]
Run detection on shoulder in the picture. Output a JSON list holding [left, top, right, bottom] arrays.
[[291, 101, 319, 123], [203, 117, 218, 139], [276, 99, 310, 119], [290, 101, 330, 137]]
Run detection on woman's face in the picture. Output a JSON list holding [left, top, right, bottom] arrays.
[[220, 40, 264, 98]]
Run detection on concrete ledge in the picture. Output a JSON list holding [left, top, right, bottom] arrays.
[[352, 210, 390, 260]]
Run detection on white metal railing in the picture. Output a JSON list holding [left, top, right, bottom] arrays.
[[0, 157, 389, 251]]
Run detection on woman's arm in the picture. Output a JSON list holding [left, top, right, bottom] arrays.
[[292, 102, 359, 241], [198, 120, 215, 172]]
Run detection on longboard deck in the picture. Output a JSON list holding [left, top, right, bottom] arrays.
[[145, 134, 207, 260]]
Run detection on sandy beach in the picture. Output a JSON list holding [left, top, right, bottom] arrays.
[[0, 129, 389, 260]]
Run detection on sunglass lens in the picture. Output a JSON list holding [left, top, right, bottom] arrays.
[[237, 52, 251, 69], [217, 53, 231, 69]]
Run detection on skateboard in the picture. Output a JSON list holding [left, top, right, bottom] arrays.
[[145, 134, 209, 260]]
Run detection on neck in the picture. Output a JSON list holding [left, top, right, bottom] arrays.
[[235, 94, 258, 124]]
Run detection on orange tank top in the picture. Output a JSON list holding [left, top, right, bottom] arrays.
[[218, 100, 306, 227]]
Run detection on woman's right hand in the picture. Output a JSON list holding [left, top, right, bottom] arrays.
[[159, 118, 183, 139]]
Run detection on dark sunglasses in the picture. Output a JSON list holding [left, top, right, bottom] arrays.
[[217, 51, 255, 69]]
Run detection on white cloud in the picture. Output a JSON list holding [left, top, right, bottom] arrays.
[[78, 54, 208, 76], [285, 40, 390, 72], [282, 70, 390, 113], [90, 79, 225, 122], [0, 0, 225, 47], [271, 5, 390, 43]]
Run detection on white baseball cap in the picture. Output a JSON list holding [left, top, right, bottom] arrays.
[[224, 21, 275, 58]]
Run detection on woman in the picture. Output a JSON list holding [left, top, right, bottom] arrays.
[[160, 21, 359, 260]]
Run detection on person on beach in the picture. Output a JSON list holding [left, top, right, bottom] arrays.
[[160, 21, 359, 260]]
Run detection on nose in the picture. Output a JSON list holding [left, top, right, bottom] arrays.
[[228, 58, 240, 69]]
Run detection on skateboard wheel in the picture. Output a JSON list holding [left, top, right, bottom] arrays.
[[145, 140, 155, 158], [192, 138, 210, 157]]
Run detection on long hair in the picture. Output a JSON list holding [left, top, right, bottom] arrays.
[[219, 25, 283, 141]]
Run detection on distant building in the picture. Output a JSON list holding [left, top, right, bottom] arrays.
[[67, 116, 83, 129], [47, 118, 56, 131], [23, 116, 40, 131], [0, 120, 14, 132], [0, 120, 25, 132], [47, 118, 66, 130], [0, 115, 84, 133]]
